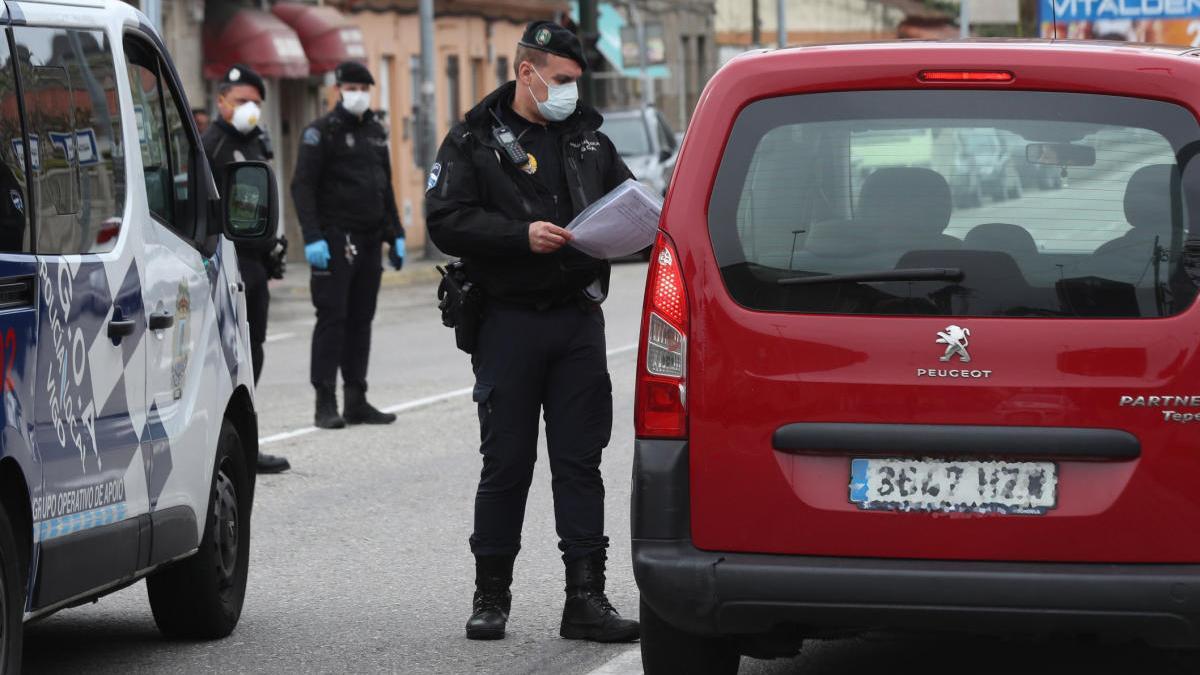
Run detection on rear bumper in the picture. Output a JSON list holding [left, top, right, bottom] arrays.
[[631, 439, 1200, 648]]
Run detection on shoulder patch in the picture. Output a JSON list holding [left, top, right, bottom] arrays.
[[302, 127, 321, 146], [426, 162, 442, 192]]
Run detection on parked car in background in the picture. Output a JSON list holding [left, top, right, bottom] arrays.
[[951, 128, 1023, 206], [600, 106, 680, 196]]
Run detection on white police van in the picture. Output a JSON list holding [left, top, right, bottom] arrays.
[[0, 1, 277, 669]]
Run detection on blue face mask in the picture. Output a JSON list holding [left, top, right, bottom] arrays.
[[529, 67, 578, 122]]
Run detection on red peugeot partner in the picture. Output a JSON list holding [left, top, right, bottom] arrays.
[[633, 40, 1200, 673]]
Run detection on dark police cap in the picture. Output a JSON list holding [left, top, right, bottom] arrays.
[[222, 64, 265, 100], [519, 21, 587, 71], [335, 60, 375, 86]]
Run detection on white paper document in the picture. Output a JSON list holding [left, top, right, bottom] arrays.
[[566, 179, 662, 259]]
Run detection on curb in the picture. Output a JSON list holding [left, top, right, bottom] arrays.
[[270, 260, 447, 299]]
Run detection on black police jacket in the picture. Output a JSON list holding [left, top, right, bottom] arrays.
[[291, 103, 404, 245], [425, 82, 633, 307], [202, 118, 275, 256]]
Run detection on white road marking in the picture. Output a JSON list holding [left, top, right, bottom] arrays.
[[264, 332, 296, 343], [585, 647, 642, 675], [259, 343, 637, 446]]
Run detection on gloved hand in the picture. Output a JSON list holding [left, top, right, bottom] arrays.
[[305, 239, 330, 269], [388, 237, 405, 271]]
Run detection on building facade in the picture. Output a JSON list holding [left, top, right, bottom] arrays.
[[715, 0, 906, 63]]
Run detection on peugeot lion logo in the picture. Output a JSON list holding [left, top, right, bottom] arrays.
[[917, 325, 992, 379], [936, 325, 971, 363]]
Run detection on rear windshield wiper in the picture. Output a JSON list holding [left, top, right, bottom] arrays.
[[777, 267, 964, 286]]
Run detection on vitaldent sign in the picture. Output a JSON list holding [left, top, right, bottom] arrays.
[[1039, 0, 1200, 45]]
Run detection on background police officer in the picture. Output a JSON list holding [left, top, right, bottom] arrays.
[[292, 61, 405, 430], [202, 64, 290, 475], [426, 22, 638, 643]]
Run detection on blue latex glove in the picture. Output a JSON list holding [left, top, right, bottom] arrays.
[[388, 237, 405, 271], [305, 239, 330, 269]]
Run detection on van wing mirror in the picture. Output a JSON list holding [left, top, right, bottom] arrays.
[[221, 160, 277, 243], [1025, 142, 1096, 167]]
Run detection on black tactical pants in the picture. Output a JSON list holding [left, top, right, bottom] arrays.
[[310, 231, 383, 389], [238, 254, 269, 385], [469, 301, 613, 562]]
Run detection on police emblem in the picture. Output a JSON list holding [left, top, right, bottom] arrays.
[[536, 27, 552, 46], [426, 162, 442, 191], [521, 153, 538, 175], [345, 133, 355, 148]]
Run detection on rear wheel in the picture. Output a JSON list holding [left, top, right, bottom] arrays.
[[0, 500, 23, 673], [147, 420, 251, 639], [640, 597, 740, 675]]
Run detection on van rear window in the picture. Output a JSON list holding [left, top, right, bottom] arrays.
[[707, 91, 1200, 317]]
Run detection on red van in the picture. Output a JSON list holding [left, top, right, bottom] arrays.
[[632, 41, 1200, 673]]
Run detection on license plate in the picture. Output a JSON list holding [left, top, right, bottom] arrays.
[[849, 458, 1057, 515]]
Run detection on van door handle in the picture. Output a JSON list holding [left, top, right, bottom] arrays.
[[149, 310, 174, 330], [108, 319, 136, 340]]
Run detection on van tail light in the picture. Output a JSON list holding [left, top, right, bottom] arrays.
[[636, 232, 688, 439]]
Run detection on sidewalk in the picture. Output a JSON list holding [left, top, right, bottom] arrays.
[[268, 257, 446, 300]]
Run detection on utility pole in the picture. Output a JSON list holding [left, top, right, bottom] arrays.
[[579, 0, 598, 105], [960, 0, 970, 38], [751, 0, 761, 47], [777, 0, 786, 48], [419, 0, 440, 258], [629, 1, 653, 109]]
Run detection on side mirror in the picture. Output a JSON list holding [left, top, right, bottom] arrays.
[[221, 160, 277, 242]]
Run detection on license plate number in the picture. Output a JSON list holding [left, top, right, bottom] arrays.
[[849, 458, 1057, 515]]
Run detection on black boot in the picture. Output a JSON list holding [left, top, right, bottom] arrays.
[[314, 384, 346, 429], [256, 453, 290, 474], [466, 555, 514, 640], [560, 551, 640, 643], [343, 384, 396, 425]]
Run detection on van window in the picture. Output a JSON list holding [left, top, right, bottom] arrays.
[[12, 27, 126, 254], [708, 91, 1200, 318], [0, 31, 30, 252], [123, 37, 195, 240]]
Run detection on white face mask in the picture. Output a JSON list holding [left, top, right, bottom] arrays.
[[341, 90, 371, 116], [529, 68, 578, 122], [231, 101, 260, 134]]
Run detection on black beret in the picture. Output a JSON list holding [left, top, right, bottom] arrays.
[[519, 21, 587, 71], [335, 60, 375, 86], [222, 64, 265, 100]]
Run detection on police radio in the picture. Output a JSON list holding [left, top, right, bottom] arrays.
[[491, 125, 527, 166]]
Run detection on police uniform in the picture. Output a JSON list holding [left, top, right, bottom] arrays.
[[291, 61, 403, 428], [204, 65, 290, 475], [426, 21, 638, 643]]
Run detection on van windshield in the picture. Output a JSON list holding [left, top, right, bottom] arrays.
[[708, 91, 1200, 317]]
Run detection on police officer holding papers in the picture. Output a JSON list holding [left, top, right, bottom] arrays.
[[426, 21, 638, 643], [292, 61, 405, 430]]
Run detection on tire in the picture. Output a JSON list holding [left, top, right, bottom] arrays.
[[147, 420, 251, 639], [640, 597, 740, 675], [0, 501, 23, 674]]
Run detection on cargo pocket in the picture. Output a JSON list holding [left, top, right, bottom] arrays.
[[473, 382, 494, 443]]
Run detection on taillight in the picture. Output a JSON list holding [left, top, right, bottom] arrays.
[[636, 232, 688, 438]]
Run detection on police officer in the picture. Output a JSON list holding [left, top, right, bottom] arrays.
[[202, 64, 290, 475], [426, 22, 638, 643], [292, 61, 405, 430]]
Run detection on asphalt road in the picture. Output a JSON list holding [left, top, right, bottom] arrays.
[[19, 259, 1197, 674]]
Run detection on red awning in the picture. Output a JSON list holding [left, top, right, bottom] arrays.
[[203, 9, 309, 80], [271, 4, 367, 75]]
